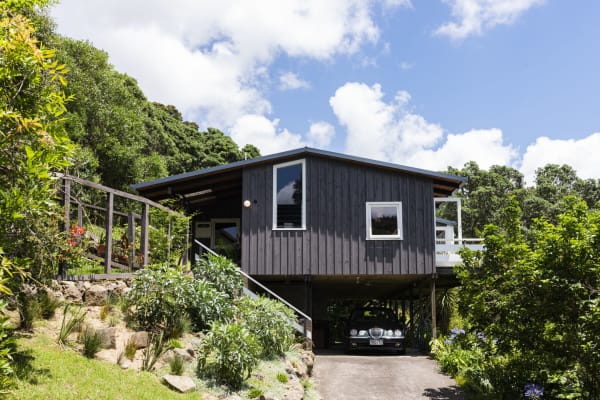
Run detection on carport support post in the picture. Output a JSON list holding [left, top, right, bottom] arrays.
[[430, 275, 437, 339]]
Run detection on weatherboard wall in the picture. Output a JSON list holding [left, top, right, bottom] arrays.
[[241, 156, 435, 276]]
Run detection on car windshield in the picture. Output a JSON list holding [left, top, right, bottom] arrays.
[[350, 308, 396, 322]]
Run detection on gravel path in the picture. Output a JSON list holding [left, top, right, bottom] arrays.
[[313, 350, 465, 400]]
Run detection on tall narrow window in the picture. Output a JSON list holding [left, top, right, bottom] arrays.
[[273, 160, 305, 229], [366, 202, 403, 240]]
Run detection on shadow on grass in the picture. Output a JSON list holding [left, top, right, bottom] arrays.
[[12, 348, 50, 385], [422, 385, 465, 400]]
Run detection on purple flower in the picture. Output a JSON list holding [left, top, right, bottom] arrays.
[[444, 339, 453, 345], [450, 327, 460, 335], [459, 329, 465, 335], [524, 383, 544, 399], [477, 332, 485, 340]]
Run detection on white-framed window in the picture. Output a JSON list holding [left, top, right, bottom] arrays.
[[366, 202, 403, 240], [273, 159, 306, 230]]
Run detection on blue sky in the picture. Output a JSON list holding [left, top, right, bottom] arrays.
[[52, 1, 600, 183]]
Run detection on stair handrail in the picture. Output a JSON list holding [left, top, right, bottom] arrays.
[[193, 239, 312, 339]]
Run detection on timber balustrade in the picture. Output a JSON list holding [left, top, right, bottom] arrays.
[[57, 174, 185, 280]]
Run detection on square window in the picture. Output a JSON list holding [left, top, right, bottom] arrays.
[[366, 202, 402, 240]]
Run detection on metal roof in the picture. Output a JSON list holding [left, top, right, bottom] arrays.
[[132, 147, 466, 201]]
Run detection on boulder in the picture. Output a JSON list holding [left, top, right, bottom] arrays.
[[163, 374, 196, 393], [97, 327, 117, 349], [259, 394, 278, 400], [85, 284, 108, 306], [61, 281, 83, 303], [172, 348, 194, 362], [130, 331, 148, 349]]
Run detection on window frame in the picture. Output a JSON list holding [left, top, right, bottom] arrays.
[[366, 201, 403, 240], [272, 159, 306, 230]]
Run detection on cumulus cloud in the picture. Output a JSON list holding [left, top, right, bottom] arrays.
[[330, 82, 517, 170], [279, 72, 310, 90], [307, 122, 336, 147], [230, 115, 335, 155], [51, 0, 391, 130], [520, 133, 600, 184], [435, 0, 544, 40]]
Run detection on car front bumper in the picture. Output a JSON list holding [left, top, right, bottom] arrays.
[[346, 336, 405, 352]]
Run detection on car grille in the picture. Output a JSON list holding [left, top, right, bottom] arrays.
[[369, 327, 384, 339]]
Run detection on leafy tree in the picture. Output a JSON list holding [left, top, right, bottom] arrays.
[[444, 197, 600, 398], [53, 37, 261, 191], [0, 0, 73, 391]]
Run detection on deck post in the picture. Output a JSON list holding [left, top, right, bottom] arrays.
[[63, 178, 71, 232], [431, 275, 437, 339], [127, 212, 136, 272], [77, 204, 83, 227], [104, 192, 114, 274], [140, 203, 150, 267]]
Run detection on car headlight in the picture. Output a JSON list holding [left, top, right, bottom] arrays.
[[350, 329, 358, 336], [394, 329, 402, 337], [358, 330, 368, 336], [386, 330, 394, 336]]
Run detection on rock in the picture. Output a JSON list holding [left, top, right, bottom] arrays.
[[162, 374, 196, 393], [291, 359, 308, 378], [300, 351, 314, 375], [61, 281, 83, 303], [85, 284, 108, 306], [120, 361, 130, 370], [130, 331, 148, 349], [185, 345, 196, 358], [253, 372, 265, 381], [97, 327, 117, 349], [259, 394, 277, 400], [172, 348, 194, 362]]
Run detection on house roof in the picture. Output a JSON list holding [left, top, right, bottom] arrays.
[[132, 147, 466, 202]]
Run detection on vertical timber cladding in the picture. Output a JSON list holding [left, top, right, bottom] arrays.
[[241, 156, 436, 276]]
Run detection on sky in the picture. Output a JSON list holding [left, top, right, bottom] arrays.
[[51, 0, 600, 184]]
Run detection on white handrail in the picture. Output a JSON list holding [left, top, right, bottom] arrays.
[[193, 239, 312, 336]]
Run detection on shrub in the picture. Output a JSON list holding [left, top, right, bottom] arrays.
[[187, 279, 233, 331], [247, 388, 263, 399], [168, 353, 185, 376], [38, 290, 61, 319], [18, 293, 41, 331], [192, 253, 243, 299], [237, 296, 296, 358], [276, 372, 288, 384], [125, 264, 194, 334], [0, 301, 16, 393], [57, 304, 86, 347], [80, 327, 102, 358], [124, 337, 137, 361], [141, 331, 169, 372], [197, 321, 260, 389]]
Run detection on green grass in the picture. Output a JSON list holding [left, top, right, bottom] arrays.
[[8, 335, 202, 400]]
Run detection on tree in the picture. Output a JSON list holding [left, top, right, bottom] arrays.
[[453, 197, 600, 398], [0, 0, 74, 390], [0, 0, 73, 284]]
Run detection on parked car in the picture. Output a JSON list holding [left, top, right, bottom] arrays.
[[345, 307, 406, 354]]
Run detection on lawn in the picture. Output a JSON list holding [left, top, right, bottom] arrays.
[[8, 334, 203, 400]]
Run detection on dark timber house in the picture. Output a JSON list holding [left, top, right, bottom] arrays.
[[133, 147, 479, 347]]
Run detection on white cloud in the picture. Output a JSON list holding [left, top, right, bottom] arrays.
[[330, 82, 517, 170], [279, 72, 310, 90], [52, 0, 388, 131], [520, 133, 600, 184], [230, 115, 335, 155], [307, 122, 336, 147], [435, 0, 544, 40], [399, 61, 414, 70]]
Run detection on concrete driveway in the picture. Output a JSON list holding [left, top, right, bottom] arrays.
[[313, 349, 464, 400]]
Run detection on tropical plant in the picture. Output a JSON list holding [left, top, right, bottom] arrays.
[[237, 296, 296, 359], [197, 321, 260, 389], [193, 253, 243, 299], [141, 331, 169, 372], [0, 301, 16, 393]]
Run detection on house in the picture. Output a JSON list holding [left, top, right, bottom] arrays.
[[132, 147, 478, 346]]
